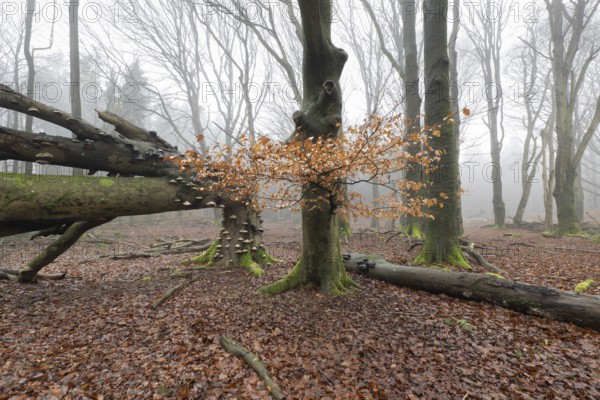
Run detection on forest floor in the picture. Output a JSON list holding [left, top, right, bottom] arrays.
[[1, 217, 599, 400]]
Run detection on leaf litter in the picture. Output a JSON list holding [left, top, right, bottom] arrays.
[[1, 221, 599, 399]]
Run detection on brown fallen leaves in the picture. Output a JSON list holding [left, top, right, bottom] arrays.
[[1, 221, 599, 399]]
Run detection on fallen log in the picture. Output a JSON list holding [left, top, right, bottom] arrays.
[[343, 254, 600, 332], [0, 173, 229, 237]]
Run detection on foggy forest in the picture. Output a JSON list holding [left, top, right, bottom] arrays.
[[1, 0, 599, 398]]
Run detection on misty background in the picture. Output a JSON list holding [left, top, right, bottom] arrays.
[[1, 0, 599, 226]]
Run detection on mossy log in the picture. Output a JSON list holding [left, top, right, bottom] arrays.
[[0, 173, 231, 237], [343, 254, 600, 332]]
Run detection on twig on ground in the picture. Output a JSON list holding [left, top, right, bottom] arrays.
[[151, 274, 204, 309], [219, 335, 286, 400]]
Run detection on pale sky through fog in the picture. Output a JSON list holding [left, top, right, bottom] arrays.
[[2, 0, 597, 220]]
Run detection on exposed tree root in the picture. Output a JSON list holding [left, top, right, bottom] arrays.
[[219, 335, 286, 400], [183, 240, 220, 266], [183, 238, 279, 276], [258, 259, 304, 295], [0, 269, 66, 281], [259, 257, 356, 296], [413, 242, 471, 270], [461, 246, 508, 276]]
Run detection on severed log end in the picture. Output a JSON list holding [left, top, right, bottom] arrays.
[[219, 335, 286, 400]]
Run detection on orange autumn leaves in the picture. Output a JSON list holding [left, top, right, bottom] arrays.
[[179, 114, 444, 221]]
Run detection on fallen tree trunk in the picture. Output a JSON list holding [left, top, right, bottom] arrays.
[[0, 173, 229, 237], [343, 254, 600, 332]]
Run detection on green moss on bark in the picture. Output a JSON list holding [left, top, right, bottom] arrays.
[[258, 259, 305, 295], [184, 240, 219, 266], [256, 248, 279, 265], [239, 253, 264, 276], [413, 240, 471, 269], [401, 220, 424, 239]]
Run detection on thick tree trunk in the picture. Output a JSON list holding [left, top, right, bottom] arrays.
[[259, 0, 353, 295], [69, 0, 84, 177], [546, 0, 584, 235], [400, 0, 423, 239], [185, 204, 274, 276], [0, 174, 226, 237], [23, 0, 35, 175], [554, 166, 580, 234], [414, 0, 468, 267], [344, 254, 600, 332], [448, 0, 463, 236]]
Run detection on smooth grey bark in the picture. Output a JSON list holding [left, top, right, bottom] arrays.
[[546, 0, 600, 234], [448, 0, 463, 236], [23, 0, 36, 175], [259, 0, 353, 295], [68, 0, 84, 177], [401, 0, 424, 238], [414, 0, 468, 267]]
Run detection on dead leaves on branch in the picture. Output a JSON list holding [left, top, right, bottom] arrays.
[[179, 114, 444, 220]]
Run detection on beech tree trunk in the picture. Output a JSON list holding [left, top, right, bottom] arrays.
[[448, 0, 463, 236], [545, 0, 600, 234], [413, 0, 468, 267], [344, 254, 600, 332], [23, 0, 35, 175], [400, 0, 424, 239], [259, 0, 354, 295], [185, 203, 275, 276]]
